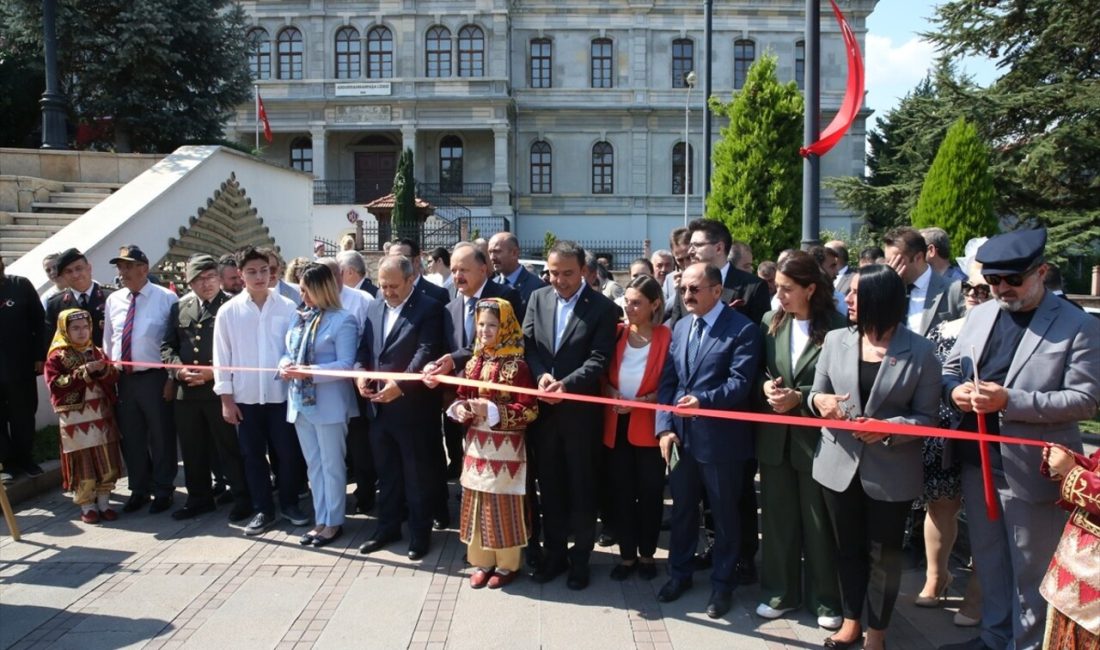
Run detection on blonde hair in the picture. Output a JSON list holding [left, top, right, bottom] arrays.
[[299, 263, 343, 310]]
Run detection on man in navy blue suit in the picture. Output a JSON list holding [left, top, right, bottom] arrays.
[[656, 262, 763, 619], [355, 255, 445, 561]]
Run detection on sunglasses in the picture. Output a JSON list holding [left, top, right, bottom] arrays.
[[983, 264, 1040, 288], [960, 282, 991, 298], [678, 283, 717, 295]]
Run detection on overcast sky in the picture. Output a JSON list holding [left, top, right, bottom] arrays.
[[864, 0, 1000, 120]]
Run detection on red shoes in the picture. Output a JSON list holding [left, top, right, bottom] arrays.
[[100, 509, 118, 522], [470, 568, 493, 589], [80, 510, 100, 524], [488, 570, 518, 589]]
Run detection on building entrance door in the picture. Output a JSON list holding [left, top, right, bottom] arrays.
[[354, 151, 398, 203]]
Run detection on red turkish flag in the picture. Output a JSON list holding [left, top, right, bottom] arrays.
[[257, 92, 273, 144]]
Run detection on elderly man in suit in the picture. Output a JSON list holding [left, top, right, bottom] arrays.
[[45, 248, 114, 351], [522, 240, 619, 590], [336, 250, 378, 298], [882, 227, 961, 338], [356, 255, 445, 560], [489, 232, 546, 316], [388, 238, 449, 305], [656, 262, 763, 618], [941, 229, 1100, 650], [162, 255, 252, 522]]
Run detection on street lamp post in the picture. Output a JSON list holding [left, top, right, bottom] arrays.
[[684, 71, 697, 226], [40, 0, 67, 149]]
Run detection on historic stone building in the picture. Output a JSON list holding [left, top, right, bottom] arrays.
[[229, 0, 878, 248]]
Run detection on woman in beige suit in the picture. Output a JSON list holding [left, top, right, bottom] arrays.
[[809, 265, 941, 650]]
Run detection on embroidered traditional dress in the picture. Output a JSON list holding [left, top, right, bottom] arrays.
[[43, 309, 124, 505], [1040, 448, 1100, 649], [452, 299, 538, 552]]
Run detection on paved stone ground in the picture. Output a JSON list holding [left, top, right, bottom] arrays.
[[1, 474, 986, 650]]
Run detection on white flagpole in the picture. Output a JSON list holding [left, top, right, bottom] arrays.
[[254, 84, 259, 151]]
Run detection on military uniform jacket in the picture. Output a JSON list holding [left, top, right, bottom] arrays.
[[162, 291, 227, 400], [45, 282, 114, 353]]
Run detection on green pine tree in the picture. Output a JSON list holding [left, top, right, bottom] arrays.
[[911, 118, 996, 260], [706, 54, 803, 262], [391, 148, 417, 242]]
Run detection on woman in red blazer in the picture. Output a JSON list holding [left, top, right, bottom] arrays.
[[602, 275, 671, 581]]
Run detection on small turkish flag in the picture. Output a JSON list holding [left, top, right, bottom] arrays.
[[257, 92, 273, 144]]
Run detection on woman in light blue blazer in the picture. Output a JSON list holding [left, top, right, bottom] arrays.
[[809, 265, 941, 650], [279, 263, 359, 548]]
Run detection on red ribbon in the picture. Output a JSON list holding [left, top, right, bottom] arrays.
[[975, 413, 1002, 521], [800, 0, 865, 158]]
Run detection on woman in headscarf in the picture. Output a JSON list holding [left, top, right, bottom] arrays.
[[447, 297, 538, 590], [43, 308, 124, 524]]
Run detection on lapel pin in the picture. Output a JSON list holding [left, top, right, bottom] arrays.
[[889, 356, 897, 366]]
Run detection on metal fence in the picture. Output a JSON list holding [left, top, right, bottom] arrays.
[[314, 180, 494, 207], [518, 240, 646, 269]]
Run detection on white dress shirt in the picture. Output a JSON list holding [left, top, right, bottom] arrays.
[[213, 290, 298, 404], [553, 284, 585, 353], [906, 266, 932, 332], [103, 281, 178, 365], [340, 285, 374, 336], [383, 295, 411, 341]]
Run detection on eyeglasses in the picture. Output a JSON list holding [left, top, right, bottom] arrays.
[[687, 240, 715, 249], [960, 282, 991, 298], [678, 283, 717, 295], [983, 264, 1040, 288]]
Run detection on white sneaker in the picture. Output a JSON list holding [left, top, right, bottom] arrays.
[[756, 603, 795, 619], [817, 615, 843, 630]]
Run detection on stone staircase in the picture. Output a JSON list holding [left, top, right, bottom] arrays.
[[0, 182, 121, 264]]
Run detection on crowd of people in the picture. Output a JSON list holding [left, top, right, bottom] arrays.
[[0, 221, 1097, 650]]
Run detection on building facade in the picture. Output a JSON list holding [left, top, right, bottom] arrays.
[[228, 0, 878, 249]]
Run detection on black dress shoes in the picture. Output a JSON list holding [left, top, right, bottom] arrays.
[[149, 497, 173, 514], [432, 515, 451, 531], [359, 533, 400, 554], [609, 563, 637, 581], [530, 559, 568, 584], [524, 543, 545, 571], [122, 493, 149, 513], [637, 562, 658, 581], [657, 577, 693, 603], [171, 502, 215, 520], [353, 497, 375, 515], [407, 544, 429, 561], [566, 564, 590, 590], [706, 590, 733, 619], [693, 546, 714, 571]]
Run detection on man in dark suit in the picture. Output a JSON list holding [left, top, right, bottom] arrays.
[[162, 255, 252, 522], [337, 250, 378, 298], [389, 238, 449, 305], [883, 226, 961, 337], [656, 262, 763, 619], [44, 248, 114, 352], [489, 231, 546, 316], [0, 259, 45, 481], [356, 255, 445, 560], [522, 240, 619, 590]]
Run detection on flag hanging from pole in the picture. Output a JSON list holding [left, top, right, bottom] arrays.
[[800, 0, 865, 158], [257, 91, 273, 144]]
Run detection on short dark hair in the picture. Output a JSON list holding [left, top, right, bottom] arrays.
[[859, 246, 884, 263], [235, 246, 269, 268], [670, 227, 690, 247], [919, 227, 951, 258], [855, 264, 907, 338], [1043, 263, 1064, 291], [882, 227, 927, 258], [687, 218, 732, 255], [825, 241, 849, 264], [548, 240, 586, 267], [430, 247, 450, 266], [630, 257, 655, 275], [626, 274, 665, 322], [397, 238, 421, 258]]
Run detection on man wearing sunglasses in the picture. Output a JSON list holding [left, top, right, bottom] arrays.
[[940, 228, 1100, 650]]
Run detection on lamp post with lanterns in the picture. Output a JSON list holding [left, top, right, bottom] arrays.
[[683, 70, 697, 226]]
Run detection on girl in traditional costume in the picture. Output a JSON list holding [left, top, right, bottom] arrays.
[[447, 298, 538, 590], [44, 308, 125, 524]]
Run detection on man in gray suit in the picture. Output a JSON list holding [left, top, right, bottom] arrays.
[[883, 227, 961, 337], [940, 229, 1100, 650]]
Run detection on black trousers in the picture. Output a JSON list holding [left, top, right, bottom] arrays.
[[739, 458, 760, 562], [117, 370, 177, 499], [175, 398, 249, 508], [821, 474, 911, 630], [370, 418, 437, 548], [0, 375, 37, 469], [608, 415, 665, 560], [347, 394, 375, 506], [534, 405, 600, 568], [236, 402, 304, 515]]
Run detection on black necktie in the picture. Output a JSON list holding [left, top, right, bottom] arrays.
[[79, 293, 89, 309], [906, 283, 917, 300]]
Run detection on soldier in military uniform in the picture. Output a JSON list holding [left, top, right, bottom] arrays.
[[44, 248, 115, 352], [162, 255, 253, 522]]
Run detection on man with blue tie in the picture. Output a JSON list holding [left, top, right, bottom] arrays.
[[656, 262, 763, 619], [489, 232, 546, 317]]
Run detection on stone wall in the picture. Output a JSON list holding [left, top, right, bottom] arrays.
[[0, 148, 161, 184]]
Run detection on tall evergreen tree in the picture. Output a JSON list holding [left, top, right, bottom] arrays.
[[706, 54, 803, 262], [391, 148, 417, 242], [912, 118, 997, 258], [0, 0, 253, 152]]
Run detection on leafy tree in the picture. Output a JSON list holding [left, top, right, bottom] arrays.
[[706, 54, 804, 262], [912, 118, 997, 257], [391, 148, 417, 241], [0, 45, 44, 147], [926, 0, 1100, 264], [0, 0, 253, 152]]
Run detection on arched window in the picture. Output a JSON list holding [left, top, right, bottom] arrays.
[[439, 135, 463, 193], [672, 38, 693, 88], [247, 28, 271, 80], [529, 38, 552, 88], [367, 26, 393, 79], [734, 39, 755, 89], [426, 26, 451, 78], [592, 141, 613, 194], [795, 40, 805, 89], [591, 38, 612, 89], [335, 27, 360, 79], [290, 137, 313, 173], [672, 143, 694, 195], [277, 27, 303, 80], [530, 141, 552, 194], [458, 25, 484, 77]]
